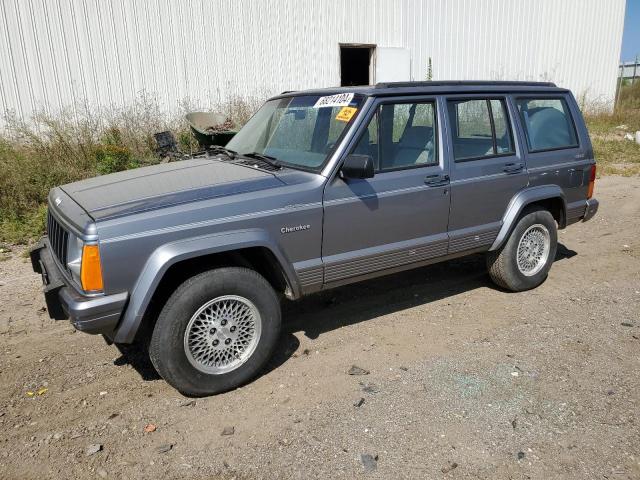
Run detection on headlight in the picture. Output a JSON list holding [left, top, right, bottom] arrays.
[[66, 235, 104, 293], [66, 234, 83, 284]]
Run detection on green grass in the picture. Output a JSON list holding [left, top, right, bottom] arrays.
[[0, 108, 166, 244], [584, 109, 640, 136], [583, 81, 640, 176], [0, 205, 48, 245], [585, 96, 640, 177], [590, 135, 640, 176], [0, 95, 257, 244]]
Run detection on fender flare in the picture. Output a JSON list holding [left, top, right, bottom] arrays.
[[113, 228, 298, 343], [489, 185, 566, 251]]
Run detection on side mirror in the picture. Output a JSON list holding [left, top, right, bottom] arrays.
[[340, 154, 375, 179]]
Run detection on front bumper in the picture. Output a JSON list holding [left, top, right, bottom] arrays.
[[30, 239, 128, 335]]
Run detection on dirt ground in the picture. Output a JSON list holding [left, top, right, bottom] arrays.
[[0, 176, 639, 480]]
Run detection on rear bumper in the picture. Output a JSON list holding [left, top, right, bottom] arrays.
[[582, 198, 599, 222], [565, 197, 599, 226], [30, 239, 128, 335]]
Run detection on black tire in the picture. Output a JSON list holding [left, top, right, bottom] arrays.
[[149, 267, 281, 397], [486, 208, 558, 292]]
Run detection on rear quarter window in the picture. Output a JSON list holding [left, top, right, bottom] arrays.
[[516, 98, 578, 152]]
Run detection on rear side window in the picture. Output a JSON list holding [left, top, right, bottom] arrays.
[[516, 98, 578, 152], [447, 99, 514, 161]]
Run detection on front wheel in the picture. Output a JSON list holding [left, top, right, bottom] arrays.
[[149, 267, 281, 396], [487, 208, 558, 292]]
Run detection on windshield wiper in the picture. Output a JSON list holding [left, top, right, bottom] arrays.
[[207, 146, 238, 160], [242, 152, 283, 169]]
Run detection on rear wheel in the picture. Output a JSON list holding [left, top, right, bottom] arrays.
[[487, 208, 558, 292], [149, 267, 281, 396]]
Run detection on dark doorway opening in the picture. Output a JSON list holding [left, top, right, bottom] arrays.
[[340, 46, 373, 86]]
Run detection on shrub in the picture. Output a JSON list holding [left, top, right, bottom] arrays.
[[0, 95, 259, 244], [94, 144, 137, 174]]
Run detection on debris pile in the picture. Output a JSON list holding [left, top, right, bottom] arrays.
[[205, 118, 235, 133]]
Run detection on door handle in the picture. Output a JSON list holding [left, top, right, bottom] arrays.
[[424, 174, 450, 186], [503, 162, 524, 173]]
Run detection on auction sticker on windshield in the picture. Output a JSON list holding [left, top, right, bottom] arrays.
[[335, 106, 357, 122], [313, 93, 354, 108]]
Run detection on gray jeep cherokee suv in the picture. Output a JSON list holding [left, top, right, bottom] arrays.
[[31, 81, 599, 396]]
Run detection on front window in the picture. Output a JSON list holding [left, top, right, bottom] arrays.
[[351, 101, 438, 171], [226, 93, 365, 171]]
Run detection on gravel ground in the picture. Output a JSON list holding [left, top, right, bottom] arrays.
[[0, 175, 639, 479]]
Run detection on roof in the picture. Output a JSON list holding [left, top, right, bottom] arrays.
[[275, 81, 567, 100]]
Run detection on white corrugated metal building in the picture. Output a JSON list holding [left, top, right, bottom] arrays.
[[0, 0, 627, 126]]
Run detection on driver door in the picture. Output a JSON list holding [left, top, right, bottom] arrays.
[[321, 97, 451, 286]]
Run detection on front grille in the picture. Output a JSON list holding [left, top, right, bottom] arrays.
[[47, 210, 69, 268]]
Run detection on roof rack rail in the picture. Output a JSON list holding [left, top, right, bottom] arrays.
[[280, 90, 297, 94], [375, 80, 556, 89]]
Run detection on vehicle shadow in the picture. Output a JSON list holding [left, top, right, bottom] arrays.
[[111, 331, 300, 383], [113, 344, 161, 381], [555, 243, 577, 260], [114, 243, 577, 382], [281, 253, 490, 342], [282, 242, 577, 341], [112, 334, 301, 384]]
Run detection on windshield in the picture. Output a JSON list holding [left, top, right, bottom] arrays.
[[226, 93, 365, 171]]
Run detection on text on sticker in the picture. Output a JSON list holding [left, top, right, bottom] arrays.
[[336, 107, 357, 122], [313, 93, 354, 108]]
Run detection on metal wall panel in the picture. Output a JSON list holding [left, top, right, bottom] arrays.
[[404, 0, 626, 107], [0, 0, 626, 127]]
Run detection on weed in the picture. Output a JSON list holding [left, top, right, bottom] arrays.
[[0, 95, 259, 243], [584, 82, 640, 176]]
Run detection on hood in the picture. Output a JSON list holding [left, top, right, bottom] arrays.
[[60, 158, 284, 220]]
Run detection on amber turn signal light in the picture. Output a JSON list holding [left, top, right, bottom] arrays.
[[587, 164, 596, 199], [80, 244, 104, 292]]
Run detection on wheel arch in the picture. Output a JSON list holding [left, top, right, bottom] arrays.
[[489, 185, 566, 251], [112, 229, 298, 344]]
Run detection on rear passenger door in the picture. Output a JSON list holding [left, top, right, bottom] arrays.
[[444, 96, 528, 253]]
